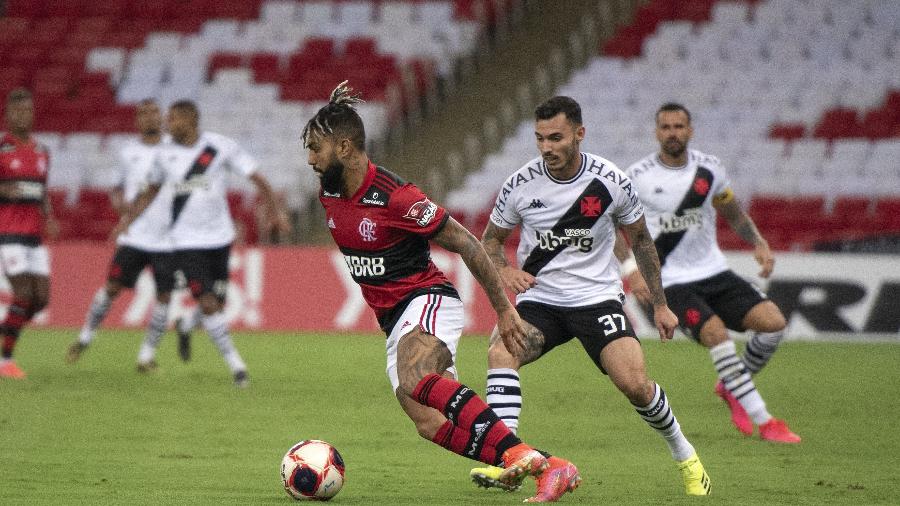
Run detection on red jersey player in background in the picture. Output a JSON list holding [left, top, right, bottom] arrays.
[[0, 88, 57, 379], [302, 82, 580, 503]]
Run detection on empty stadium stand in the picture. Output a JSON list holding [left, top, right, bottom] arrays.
[[447, 0, 900, 251], [1, 0, 509, 243]]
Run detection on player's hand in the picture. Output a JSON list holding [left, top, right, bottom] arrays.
[[627, 270, 651, 305], [653, 304, 678, 341], [754, 241, 775, 278], [496, 307, 527, 356], [499, 266, 536, 294]]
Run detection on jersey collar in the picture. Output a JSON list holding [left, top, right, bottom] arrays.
[[349, 160, 378, 201], [655, 152, 690, 171], [544, 153, 587, 184]]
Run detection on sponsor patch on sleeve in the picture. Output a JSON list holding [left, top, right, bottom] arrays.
[[404, 198, 438, 227]]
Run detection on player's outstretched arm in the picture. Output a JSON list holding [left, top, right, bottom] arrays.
[[621, 216, 677, 341], [434, 217, 527, 354], [481, 221, 536, 294], [714, 193, 774, 278], [110, 184, 160, 240]]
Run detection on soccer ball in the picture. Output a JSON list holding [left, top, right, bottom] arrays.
[[281, 440, 345, 501]]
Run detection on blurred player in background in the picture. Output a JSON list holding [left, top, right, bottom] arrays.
[[621, 102, 800, 443], [66, 99, 190, 371], [470, 96, 710, 497], [0, 88, 57, 379], [303, 82, 580, 503], [113, 100, 289, 387]]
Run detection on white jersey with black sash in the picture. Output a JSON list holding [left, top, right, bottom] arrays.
[[147, 132, 258, 250], [626, 149, 731, 288], [490, 152, 644, 307]]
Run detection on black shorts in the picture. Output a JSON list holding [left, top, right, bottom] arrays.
[[664, 269, 767, 340], [174, 245, 230, 299], [516, 300, 638, 374], [108, 246, 176, 292]]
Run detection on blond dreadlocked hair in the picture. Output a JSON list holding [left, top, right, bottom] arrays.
[[302, 80, 367, 150]]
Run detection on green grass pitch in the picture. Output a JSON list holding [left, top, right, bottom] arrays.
[[2, 329, 899, 505]]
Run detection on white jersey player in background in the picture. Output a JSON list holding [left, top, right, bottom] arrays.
[[620, 102, 800, 443], [470, 96, 710, 498], [113, 100, 289, 387], [67, 99, 185, 371]]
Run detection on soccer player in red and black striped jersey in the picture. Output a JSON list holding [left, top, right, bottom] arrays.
[[302, 82, 579, 502], [0, 89, 57, 379]]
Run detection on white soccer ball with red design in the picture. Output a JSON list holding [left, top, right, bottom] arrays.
[[281, 440, 345, 501]]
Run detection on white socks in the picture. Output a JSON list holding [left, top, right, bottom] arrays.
[[634, 383, 696, 462], [79, 288, 112, 345], [485, 368, 522, 436], [201, 311, 246, 373], [711, 341, 771, 425]]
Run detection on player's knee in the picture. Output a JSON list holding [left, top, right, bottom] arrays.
[[487, 341, 518, 368], [621, 377, 654, 406], [759, 310, 787, 332], [746, 302, 787, 332]]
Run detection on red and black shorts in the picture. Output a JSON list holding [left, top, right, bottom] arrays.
[[664, 270, 767, 340], [108, 246, 176, 293], [516, 299, 638, 374], [174, 245, 230, 299]]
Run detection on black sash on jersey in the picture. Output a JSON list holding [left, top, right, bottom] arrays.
[[521, 179, 613, 276], [653, 166, 714, 266], [172, 146, 217, 223]]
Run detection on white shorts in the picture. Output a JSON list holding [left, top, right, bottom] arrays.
[[386, 294, 464, 393], [0, 244, 50, 277]]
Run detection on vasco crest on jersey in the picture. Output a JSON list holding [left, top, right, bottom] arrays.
[[404, 199, 437, 227]]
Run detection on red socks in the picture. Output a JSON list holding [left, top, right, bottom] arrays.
[[415, 373, 520, 465]]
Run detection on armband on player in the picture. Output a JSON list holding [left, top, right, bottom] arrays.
[[713, 187, 734, 205]]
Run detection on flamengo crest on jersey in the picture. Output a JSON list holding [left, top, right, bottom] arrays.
[[116, 137, 173, 252], [319, 162, 458, 331], [626, 148, 731, 287], [147, 132, 258, 250], [490, 152, 644, 307]]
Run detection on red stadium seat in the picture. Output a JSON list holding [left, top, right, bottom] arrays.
[[873, 198, 900, 231], [814, 108, 864, 139], [302, 38, 336, 59], [4, 0, 46, 17], [862, 109, 897, 139], [768, 123, 805, 141], [249, 53, 281, 83], [207, 52, 245, 81], [827, 196, 874, 233], [72, 16, 114, 35], [344, 37, 378, 61]]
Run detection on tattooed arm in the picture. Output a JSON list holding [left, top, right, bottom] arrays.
[[614, 228, 650, 304], [620, 215, 677, 341], [481, 221, 536, 294], [715, 192, 774, 278], [433, 216, 527, 353]]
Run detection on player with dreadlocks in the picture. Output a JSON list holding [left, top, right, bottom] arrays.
[[303, 81, 581, 502]]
